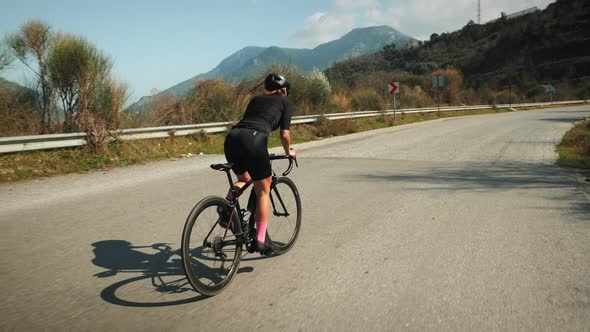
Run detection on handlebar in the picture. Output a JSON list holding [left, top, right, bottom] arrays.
[[269, 154, 298, 176]]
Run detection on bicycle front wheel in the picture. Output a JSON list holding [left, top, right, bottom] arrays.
[[267, 177, 302, 255], [181, 196, 242, 296]]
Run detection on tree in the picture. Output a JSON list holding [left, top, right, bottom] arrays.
[[5, 20, 54, 132], [0, 44, 13, 72], [46, 34, 115, 131]]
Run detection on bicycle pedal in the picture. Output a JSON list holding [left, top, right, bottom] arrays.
[[246, 241, 256, 254]]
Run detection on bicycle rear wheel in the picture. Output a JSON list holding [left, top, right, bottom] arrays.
[[267, 177, 302, 255], [181, 196, 242, 296]]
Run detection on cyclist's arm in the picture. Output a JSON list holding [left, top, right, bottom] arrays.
[[280, 129, 295, 158]]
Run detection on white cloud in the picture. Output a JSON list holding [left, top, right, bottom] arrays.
[[335, 0, 379, 9], [289, 12, 356, 48], [365, 6, 384, 24]]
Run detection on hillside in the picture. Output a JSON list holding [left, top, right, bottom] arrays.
[[326, 0, 590, 98], [129, 25, 415, 109], [0, 78, 39, 136], [0, 77, 31, 94]]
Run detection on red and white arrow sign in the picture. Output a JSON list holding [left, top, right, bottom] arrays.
[[388, 82, 399, 94]]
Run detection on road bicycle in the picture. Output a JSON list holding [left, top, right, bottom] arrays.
[[181, 154, 301, 296]]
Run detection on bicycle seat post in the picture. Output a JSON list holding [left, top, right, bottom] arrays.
[[224, 169, 235, 194]]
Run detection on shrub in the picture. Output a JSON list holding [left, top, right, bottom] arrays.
[[461, 88, 480, 105], [306, 67, 331, 107], [402, 86, 431, 108], [490, 89, 522, 105], [313, 116, 359, 137], [432, 67, 463, 105], [351, 88, 384, 111], [191, 130, 209, 143], [151, 93, 183, 126], [182, 78, 251, 124], [330, 91, 352, 112], [77, 111, 110, 152]]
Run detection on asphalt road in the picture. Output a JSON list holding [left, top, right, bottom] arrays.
[[1, 106, 589, 331]]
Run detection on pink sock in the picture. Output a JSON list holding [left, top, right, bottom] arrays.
[[256, 221, 267, 243]]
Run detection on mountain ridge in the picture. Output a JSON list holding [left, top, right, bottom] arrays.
[[130, 25, 416, 109]]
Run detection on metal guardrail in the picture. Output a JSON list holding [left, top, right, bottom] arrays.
[[0, 100, 586, 154]]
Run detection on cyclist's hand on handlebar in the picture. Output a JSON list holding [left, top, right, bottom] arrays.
[[288, 148, 297, 160]]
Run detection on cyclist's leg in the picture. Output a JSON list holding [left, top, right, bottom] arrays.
[[253, 176, 272, 244], [236, 172, 251, 183], [219, 171, 250, 230], [226, 172, 251, 200]]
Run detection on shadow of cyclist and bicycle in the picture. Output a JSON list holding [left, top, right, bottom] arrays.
[[91, 240, 268, 307]]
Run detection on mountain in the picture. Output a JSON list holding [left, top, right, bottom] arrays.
[[0, 78, 37, 104], [0, 77, 32, 94], [325, 0, 590, 95], [130, 25, 416, 109], [167, 46, 268, 97]]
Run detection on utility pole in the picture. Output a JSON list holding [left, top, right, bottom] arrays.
[[477, 0, 481, 24]]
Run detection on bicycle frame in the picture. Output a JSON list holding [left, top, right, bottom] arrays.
[[208, 154, 297, 250], [270, 180, 290, 217]]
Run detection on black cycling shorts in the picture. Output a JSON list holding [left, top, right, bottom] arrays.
[[224, 128, 271, 181]]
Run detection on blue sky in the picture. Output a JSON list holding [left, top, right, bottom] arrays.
[[1, 0, 554, 104]]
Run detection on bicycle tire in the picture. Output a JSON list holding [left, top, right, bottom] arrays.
[[267, 177, 302, 255], [181, 196, 243, 296]]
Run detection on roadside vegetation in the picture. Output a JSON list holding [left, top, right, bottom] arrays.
[[0, 106, 532, 182], [556, 118, 590, 169]]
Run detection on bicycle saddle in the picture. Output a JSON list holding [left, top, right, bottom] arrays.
[[210, 163, 233, 172]]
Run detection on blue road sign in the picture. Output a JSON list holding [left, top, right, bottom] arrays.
[[432, 75, 444, 88]]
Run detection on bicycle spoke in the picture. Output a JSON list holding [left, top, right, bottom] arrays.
[[266, 177, 302, 254], [181, 196, 243, 296]]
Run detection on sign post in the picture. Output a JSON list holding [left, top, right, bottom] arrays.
[[432, 75, 444, 116], [509, 83, 512, 108], [389, 82, 399, 121]]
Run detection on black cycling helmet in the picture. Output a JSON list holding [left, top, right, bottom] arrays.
[[264, 73, 291, 91]]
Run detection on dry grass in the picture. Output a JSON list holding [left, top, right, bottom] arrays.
[[351, 88, 386, 111], [400, 86, 432, 108], [556, 117, 590, 169], [0, 106, 563, 183], [330, 92, 352, 112], [0, 135, 225, 182]]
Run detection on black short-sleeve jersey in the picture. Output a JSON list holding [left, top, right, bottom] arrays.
[[234, 94, 294, 134]]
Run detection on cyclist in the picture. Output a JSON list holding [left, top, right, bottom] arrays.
[[223, 73, 297, 255]]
